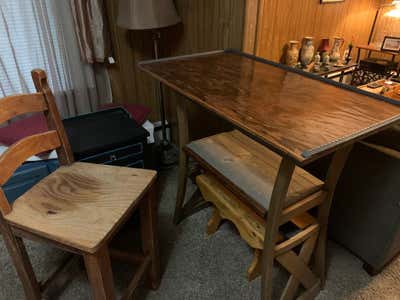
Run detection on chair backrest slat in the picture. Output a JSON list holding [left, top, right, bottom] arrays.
[[0, 188, 11, 215], [0, 93, 47, 125], [0, 69, 74, 216], [0, 131, 61, 187]]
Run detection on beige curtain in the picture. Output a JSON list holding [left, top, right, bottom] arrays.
[[70, 0, 112, 64], [0, 0, 112, 118]]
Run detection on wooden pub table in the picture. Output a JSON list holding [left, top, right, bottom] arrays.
[[139, 50, 400, 299]]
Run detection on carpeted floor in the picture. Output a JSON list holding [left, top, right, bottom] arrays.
[[0, 166, 399, 299]]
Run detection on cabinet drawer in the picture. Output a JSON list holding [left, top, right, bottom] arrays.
[[104, 152, 144, 168], [80, 143, 144, 164]]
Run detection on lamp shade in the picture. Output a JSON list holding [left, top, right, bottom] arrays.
[[117, 0, 181, 30]]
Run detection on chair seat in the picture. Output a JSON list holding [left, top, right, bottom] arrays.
[[5, 162, 156, 253], [185, 130, 323, 215]]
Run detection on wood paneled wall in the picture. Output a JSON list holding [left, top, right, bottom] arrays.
[[105, 0, 245, 141], [255, 0, 380, 62], [373, 0, 400, 46]]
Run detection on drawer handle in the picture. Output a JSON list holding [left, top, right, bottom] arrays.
[[110, 154, 117, 161]]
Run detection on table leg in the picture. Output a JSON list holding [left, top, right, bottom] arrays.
[[174, 98, 190, 224], [261, 157, 295, 300], [314, 145, 353, 286]]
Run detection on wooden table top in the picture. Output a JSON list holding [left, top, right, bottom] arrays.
[[357, 44, 400, 56], [139, 50, 400, 165]]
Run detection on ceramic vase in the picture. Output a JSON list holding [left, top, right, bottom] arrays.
[[286, 41, 300, 67], [330, 37, 344, 63], [300, 37, 314, 66], [318, 38, 330, 54], [314, 52, 321, 64], [322, 52, 330, 65]]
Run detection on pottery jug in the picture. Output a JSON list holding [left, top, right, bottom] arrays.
[[286, 41, 300, 67], [330, 37, 344, 63], [301, 37, 314, 66], [318, 38, 330, 54]]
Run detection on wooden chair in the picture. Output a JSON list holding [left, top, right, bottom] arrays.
[[179, 130, 345, 300], [0, 69, 160, 300]]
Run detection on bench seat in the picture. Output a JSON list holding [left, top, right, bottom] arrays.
[[185, 130, 323, 216]]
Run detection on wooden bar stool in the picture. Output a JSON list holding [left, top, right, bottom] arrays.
[[0, 69, 160, 300], [181, 130, 339, 300]]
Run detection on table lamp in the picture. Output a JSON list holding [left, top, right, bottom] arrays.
[[117, 0, 181, 165], [368, 0, 400, 44]]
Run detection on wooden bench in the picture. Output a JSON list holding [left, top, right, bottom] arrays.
[[185, 130, 326, 299]]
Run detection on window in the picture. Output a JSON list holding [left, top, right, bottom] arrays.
[[0, 0, 67, 96]]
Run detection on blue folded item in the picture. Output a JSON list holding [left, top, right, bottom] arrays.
[[3, 160, 59, 204]]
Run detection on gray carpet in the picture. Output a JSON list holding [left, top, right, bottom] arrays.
[[0, 166, 399, 299]]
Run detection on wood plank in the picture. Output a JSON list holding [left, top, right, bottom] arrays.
[[187, 130, 323, 213], [105, 0, 245, 129], [0, 131, 61, 186], [0, 188, 11, 215], [140, 51, 400, 164], [274, 224, 319, 257], [120, 256, 151, 300], [84, 246, 115, 300], [280, 191, 325, 225], [314, 145, 353, 285], [31, 69, 74, 166], [174, 99, 190, 224], [243, 0, 260, 54], [280, 234, 319, 300], [5, 163, 156, 253], [0, 213, 41, 300], [261, 157, 295, 300], [0, 93, 47, 125], [196, 173, 278, 250], [255, 0, 379, 61], [276, 250, 318, 290], [140, 185, 160, 290]]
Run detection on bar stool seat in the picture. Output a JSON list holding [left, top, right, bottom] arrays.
[[6, 162, 156, 253]]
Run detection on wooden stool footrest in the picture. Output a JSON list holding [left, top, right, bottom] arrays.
[[120, 255, 151, 300], [196, 173, 321, 288]]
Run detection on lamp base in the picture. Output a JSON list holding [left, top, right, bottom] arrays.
[[159, 140, 178, 167]]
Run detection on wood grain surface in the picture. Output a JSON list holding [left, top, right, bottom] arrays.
[[0, 93, 47, 125], [5, 163, 156, 253], [105, 0, 245, 121], [186, 130, 323, 212], [255, 0, 379, 62], [140, 51, 400, 164], [0, 131, 61, 186]]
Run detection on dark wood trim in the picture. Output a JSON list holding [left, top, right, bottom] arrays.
[[261, 157, 295, 300]]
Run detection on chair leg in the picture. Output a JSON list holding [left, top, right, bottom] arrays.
[[140, 186, 161, 290], [83, 246, 115, 300], [0, 221, 41, 300], [3, 235, 41, 300], [207, 207, 222, 235]]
